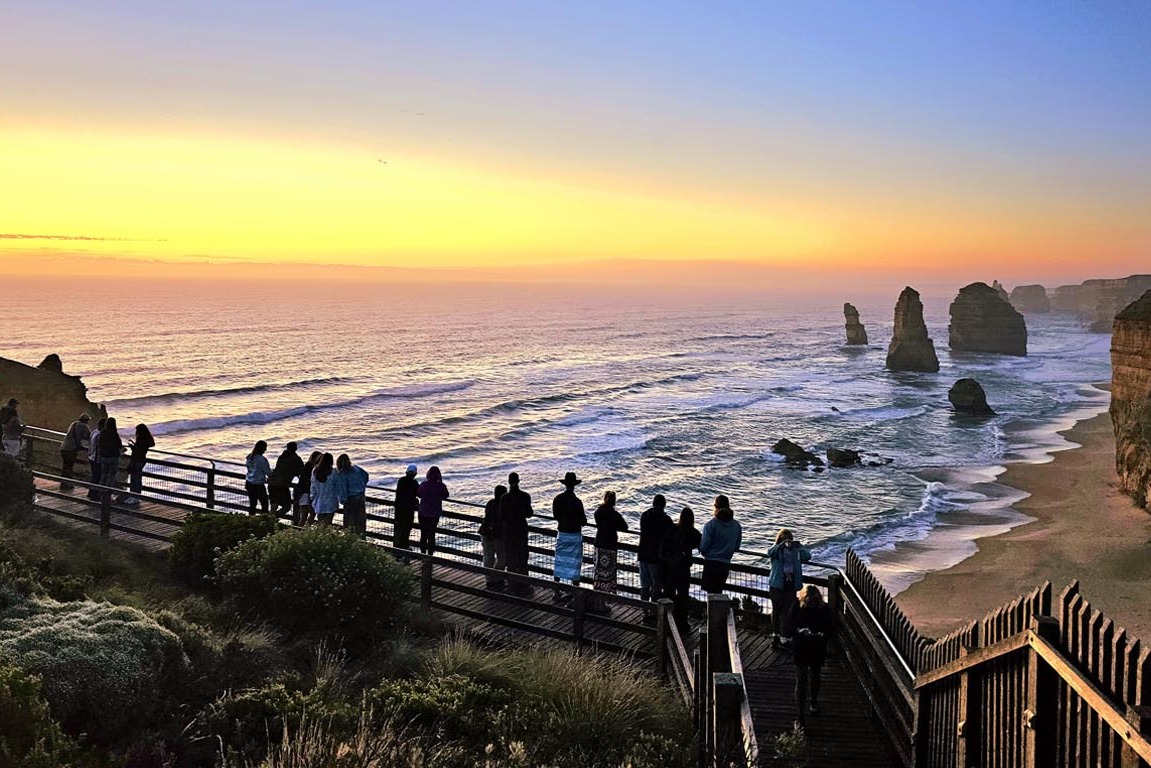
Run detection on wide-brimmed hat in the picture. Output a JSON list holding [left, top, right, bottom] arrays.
[[79, 414, 90, 422], [559, 471, 582, 486]]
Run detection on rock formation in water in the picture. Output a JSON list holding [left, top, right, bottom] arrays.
[[771, 439, 824, 468], [885, 287, 940, 372], [1052, 275, 1151, 332], [948, 282, 1028, 356], [826, 447, 862, 467], [844, 303, 868, 345], [0, 355, 106, 432], [992, 280, 1010, 303], [948, 378, 996, 416], [1009, 284, 1050, 314], [1110, 289, 1151, 508]]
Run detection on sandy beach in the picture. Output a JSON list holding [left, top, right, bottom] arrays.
[[894, 408, 1151, 640]]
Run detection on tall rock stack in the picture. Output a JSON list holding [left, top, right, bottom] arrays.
[[1009, 284, 1050, 314], [992, 280, 1010, 303], [948, 282, 1028, 356], [844, 303, 868, 345], [1110, 289, 1151, 508], [885, 287, 940, 372], [0, 355, 106, 432]]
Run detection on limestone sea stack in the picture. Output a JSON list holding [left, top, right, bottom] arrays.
[[1008, 284, 1050, 314], [948, 282, 1027, 356], [992, 280, 1010, 303], [948, 378, 996, 416], [885, 287, 940, 372], [1110, 289, 1151, 508], [0, 355, 106, 432], [844, 303, 868, 345]]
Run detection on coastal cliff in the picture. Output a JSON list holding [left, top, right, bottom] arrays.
[[885, 287, 939, 372], [1009, 284, 1050, 314], [1110, 289, 1151, 508], [844, 302, 868, 345], [948, 282, 1027, 356], [1052, 275, 1151, 332], [0, 355, 106, 432]]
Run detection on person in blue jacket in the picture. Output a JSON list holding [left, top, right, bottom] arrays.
[[768, 527, 812, 647], [310, 453, 339, 526], [335, 453, 370, 537], [699, 494, 742, 593]]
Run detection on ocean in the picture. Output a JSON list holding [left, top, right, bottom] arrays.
[[3, 276, 1111, 585]]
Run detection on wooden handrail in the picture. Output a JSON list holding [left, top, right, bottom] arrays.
[[914, 633, 1029, 689]]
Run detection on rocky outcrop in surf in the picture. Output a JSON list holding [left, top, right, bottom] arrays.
[[826, 447, 862, 467], [1052, 275, 1151, 332], [1009, 284, 1050, 314], [948, 282, 1027, 356], [1110, 289, 1151, 508], [844, 303, 868, 345], [948, 378, 996, 416], [885, 287, 939, 372], [771, 439, 824, 469], [0, 355, 106, 432]]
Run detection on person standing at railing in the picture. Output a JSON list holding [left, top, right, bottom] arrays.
[[269, 442, 305, 519], [638, 494, 673, 604], [117, 423, 154, 506], [480, 483, 507, 589], [661, 506, 702, 630], [59, 413, 91, 490], [699, 495, 742, 594], [768, 527, 811, 649], [86, 417, 106, 500], [295, 450, 322, 525], [393, 464, 420, 550], [417, 465, 449, 556], [500, 472, 534, 596], [1, 398, 24, 457], [591, 490, 627, 614], [244, 440, 272, 515], [551, 471, 587, 602], [97, 416, 124, 494], [791, 584, 832, 726], [335, 453, 369, 537], [310, 453, 338, 526]]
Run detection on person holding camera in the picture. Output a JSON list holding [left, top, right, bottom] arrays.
[[768, 527, 812, 648]]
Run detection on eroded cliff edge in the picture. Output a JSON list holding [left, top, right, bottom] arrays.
[[1111, 289, 1151, 509], [0, 355, 106, 432]]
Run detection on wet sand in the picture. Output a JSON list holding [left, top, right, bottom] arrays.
[[894, 410, 1151, 640]]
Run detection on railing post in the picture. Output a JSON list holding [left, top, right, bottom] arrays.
[[955, 644, 980, 768], [696, 628, 710, 766], [99, 492, 111, 537], [205, 465, 216, 509], [1024, 616, 1059, 768], [707, 594, 731, 674], [712, 672, 744, 767], [572, 589, 587, 653], [655, 598, 672, 675], [420, 557, 433, 611], [827, 571, 843, 619], [1120, 704, 1151, 768]]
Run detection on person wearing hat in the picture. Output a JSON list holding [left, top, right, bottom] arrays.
[[551, 471, 587, 601], [59, 413, 93, 490], [393, 463, 420, 551], [1, 398, 24, 457], [499, 472, 535, 596]]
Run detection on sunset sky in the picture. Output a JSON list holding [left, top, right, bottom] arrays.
[[2, 2, 1150, 285]]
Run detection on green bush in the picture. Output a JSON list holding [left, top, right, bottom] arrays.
[[0, 594, 189, 747], [0, 455, 34, 522], [215, 527, 413, 646], [0, 662, 87, 768], [0, 537, 91, 606], [169, 511, 279, 587]]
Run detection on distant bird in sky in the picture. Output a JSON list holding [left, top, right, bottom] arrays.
[[377, 158, 388, 165]]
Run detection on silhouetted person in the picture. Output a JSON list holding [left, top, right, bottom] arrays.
[[700, 495, 742, 594], [335, 453, 370, 536], [118, 423, 154, 505], [480, 484, 508, 589], [310, 453, 338, 526], [638, 494, 673, 602], [269, 442, 305, 518], [551, 471, 587, 601], [417, 465, 449, 556], [1, 398, 24, 457], [500, 472, 534, 596], [662, 506, 702, 630], [295, 450, 322, 525], [393, 464, 419, 550], [59, 413, 91, 490], [245, 440, 272, 515], [769, 527, 812, 647], [791, 585, 832, 726], [592, 490, 628, 613], [97, 416, 124, 494], [86, 417, 106, 499]]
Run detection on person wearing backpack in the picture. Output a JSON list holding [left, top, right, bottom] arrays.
[[662, 506, 702, 630], [768, 527, 812, 648]]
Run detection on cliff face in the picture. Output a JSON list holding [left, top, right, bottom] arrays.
[[992, 280, 1010, 303], [1052, 275, 1151, 332], [1110, 289, 1151, 508], [885, 287, 940, 372], [844, 302, 868, 345], [1009, 284, 1050, 314], [948, 282, 1028, 356], [0, 356, 106, 432]]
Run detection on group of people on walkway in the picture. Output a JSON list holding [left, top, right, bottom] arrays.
[[59, 414, 155, 506], [246, 442, 374, 534]]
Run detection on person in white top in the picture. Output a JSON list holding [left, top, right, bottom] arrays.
[[245, 440, 272, 515]]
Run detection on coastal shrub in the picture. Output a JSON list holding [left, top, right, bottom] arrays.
[[0, 594, 189, 746], [0, 454, 34, 522], [0, 662, 89, 768], [0, 537, 91, 606], [215, 527, 413, 647], [242, 711, 447, 768], [169, 511, 280, 587]]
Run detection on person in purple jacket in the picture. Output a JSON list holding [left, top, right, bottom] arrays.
[[417, 465, 449, 556]]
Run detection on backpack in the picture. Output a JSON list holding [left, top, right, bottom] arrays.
[[779, 543, 799, 588], [659, 527, 683, 566]]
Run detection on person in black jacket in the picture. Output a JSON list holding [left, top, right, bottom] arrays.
[[499, 472, 534, 596], [97, 417, 124, 495], [638, 494, 673, 602], [268, 442, 305, 519], [551, 471, 586, 600], [591, 491, 628, 613], [393, 464, 420, 551], [662, 506, 702, 631], [117, 423, 155, 505], [791, 584, 833, 726], [481, 484, 507, 589]]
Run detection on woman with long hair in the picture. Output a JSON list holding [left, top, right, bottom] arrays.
[[294, 450, 322, 526], [768, 527, 812, 647], [310, 453, 338, 526], [699, 495, 741, 593], [117, 423, 154, 505], [244, 440, 272, 515], [417, 466, 450, 555], [663, 506, 702, 629], [335, 453, 370, 536], [592, 490, 628, 613], [791, 584, 832, 726], [97, 416, 123, 495]]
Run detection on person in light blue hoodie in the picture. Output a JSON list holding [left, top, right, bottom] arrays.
[[768, 527, 812, 647], [699, 495, 742, 594], [310, 453, 339, 526], [335, 453, 370, 537]]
